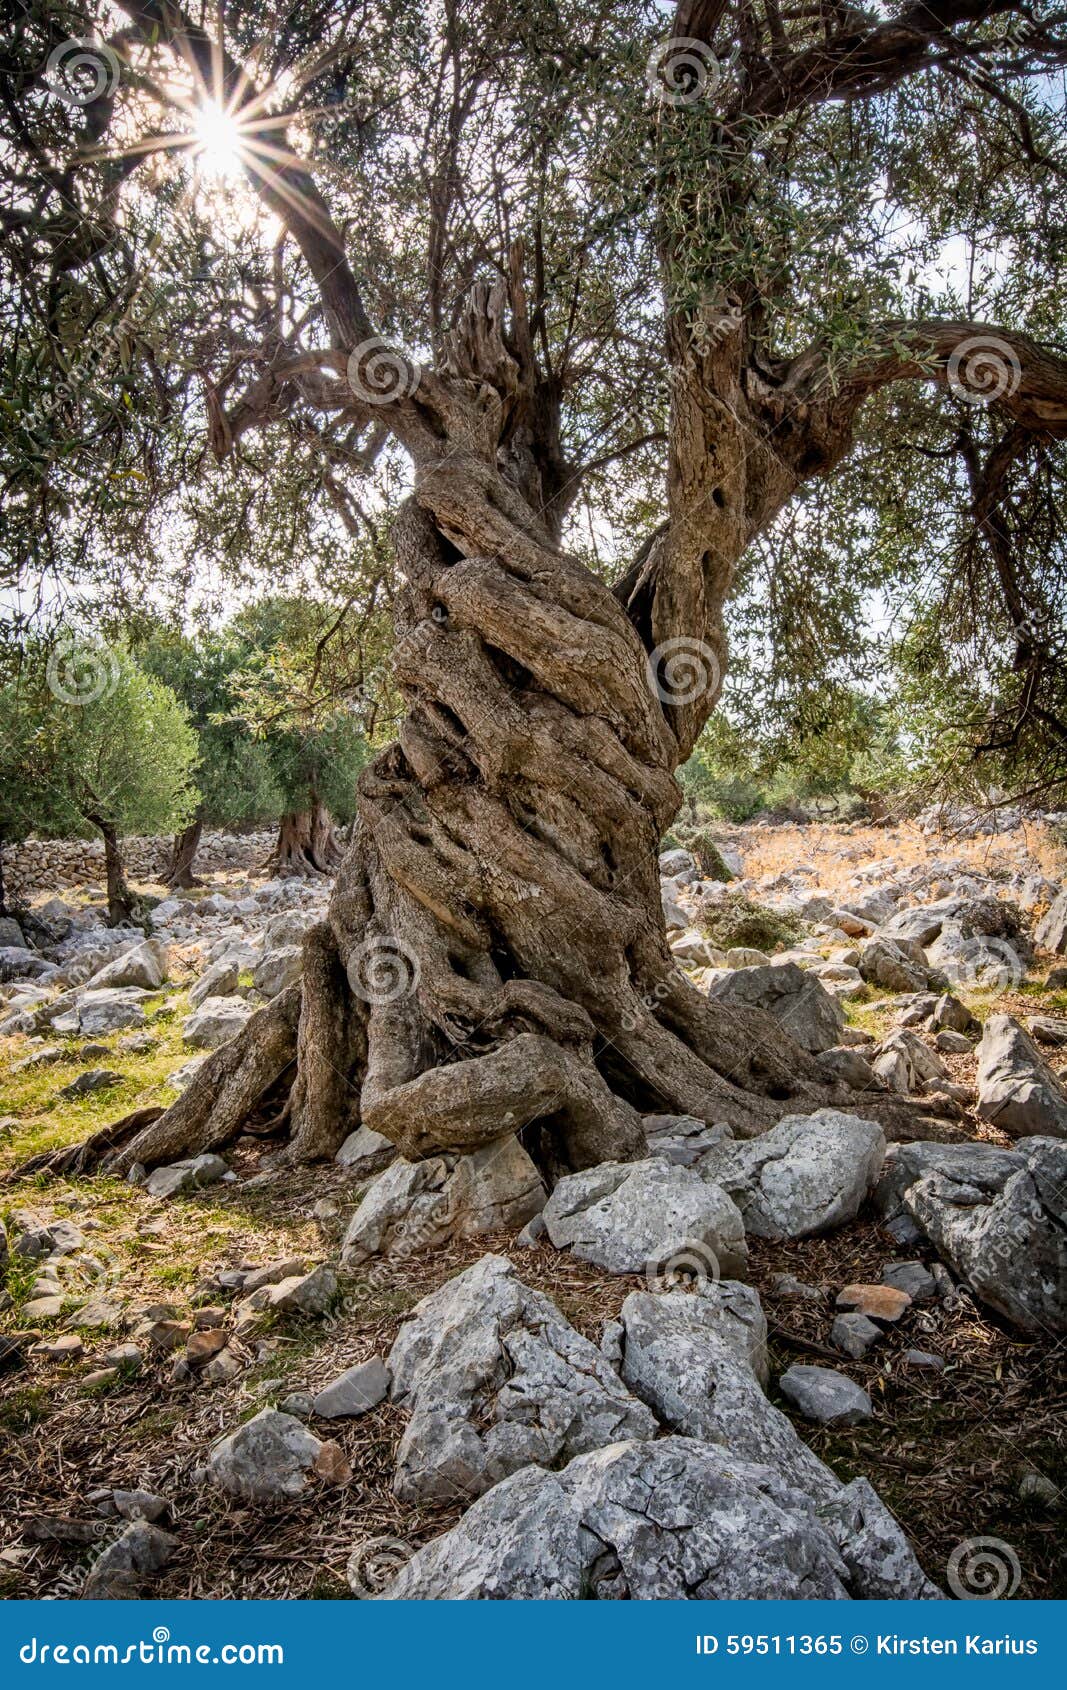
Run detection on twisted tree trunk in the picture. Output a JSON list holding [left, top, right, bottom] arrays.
[[270, 801, 343, 878], [99, 301, 841, 1178]]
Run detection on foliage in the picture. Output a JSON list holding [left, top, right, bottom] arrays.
[[0, 641, 199, 844], [697, 892, 802, 956]]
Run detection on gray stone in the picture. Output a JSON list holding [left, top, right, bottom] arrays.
[[82, 1521, 177, 1598], [335, 1125, 397, 1178], [831, 1313, 882, 1358], [875, 1137, 1067, 1334], [77, 988, 149, 1035], [189, 958, 240, 1007], [659, 848, 697, 877], [882, 1260, 937, 1303], [86, 941, 168, 992], [376, 1436, 937, 1601], [0, 916, 26, 948], [59, 1068, 122, 1097], [935, 1029, 973, 1054], [779, 1364, 873, 1425], [1026, 1016, 1067, 1047], [931, 993, 980, 1035], [144, 1154, 228, 1199], [341, 1138, 545, 1268], [859, 937, 938, 994], [268, 1263, 337, 1317], [871, 1029, 949, 1095], [543, 1157, 747, 1278], [387, 1254, 656, 1506], [183, 995, 255, 1049], [903, 1350, 944, 1373], [207, 1408, 325, 1504], [253, 946, 303, 999], [112, 1488, 168, 1523], [697, 1109, 885, 1240], [642, 1112, 731, 1166], [815, 1046, 878, 1089], [240, 1258, 306, 1292], [1035, 889, 1067, 954], [707, 961, 845, 1054], [976, 1014, 1067, 1138], [313, 1357, 391, 1419]]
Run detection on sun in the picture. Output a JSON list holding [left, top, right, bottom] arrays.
[[193, 102, 244, 179]]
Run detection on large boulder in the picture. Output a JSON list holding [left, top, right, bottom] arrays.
[[182, 995, 255, 1049], [189, 958, 240, 1008], [697, 1109, 885, 1240], [86, 940, 168, 992], [340, 1138, 545, 1268], [871, 1029, 950, 1096], [543, 1158, 747, 1278], [706, 961, 845, 1053], [386, 1255, 656, 1505], [64, 987, 149, 1036], [976, 1014, 1067, 1138], [875, 1138, 1067, 1334], [374, 1436, 938, 1601]]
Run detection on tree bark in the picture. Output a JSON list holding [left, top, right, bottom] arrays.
[[269, 802, 342, 878], [93, 817, 135, 927], [166, 819, 204, 889]]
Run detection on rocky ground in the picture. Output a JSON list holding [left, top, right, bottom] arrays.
[[1, 812, 1065, 1600]]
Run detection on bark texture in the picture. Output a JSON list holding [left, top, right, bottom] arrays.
[[270, 803, 343, 878], [166, 820, 203, 890]]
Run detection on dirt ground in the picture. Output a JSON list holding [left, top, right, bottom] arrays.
[[1, 819, 1065, 1601]]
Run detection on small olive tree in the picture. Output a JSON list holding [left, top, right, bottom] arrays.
[[0, 642, 199, 924]]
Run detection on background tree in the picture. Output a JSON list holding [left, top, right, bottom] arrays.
[[225, 597, 375, 876], [4, 1, 1067, 1176], [0, 643, 199, 924], [137, 625, 284, 886]]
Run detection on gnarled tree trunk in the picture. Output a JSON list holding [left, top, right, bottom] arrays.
[[269, 802, 343, 878], [98, 293, 840, 1180]]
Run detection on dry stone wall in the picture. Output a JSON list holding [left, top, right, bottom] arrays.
[[5, 831, 277, 898]]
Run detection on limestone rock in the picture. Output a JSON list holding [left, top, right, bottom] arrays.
[[86, 941, 168, 992], [313, 1357, 391, 1419], [1035, 888, 1067, 954], [976, 1014, 1067, 1138], [144, 1154, 229, 1199], [252, 945, 303, 999], [183, 995, 255, 1049], [189, 958, 240, 1008], [82, 1521, 177, 1598], [779, 1364, 873, 1425], [207, 1408, 326, 1504], [341, 1138, 545, 1267], [875, 1137, 1067, 1333], [707, 961, 845, 1053], [335, 1125, 397, 1178], [543, 1157, 747, 1278], [387, 1255, 655, 1506], [697, 1109, 885, 1240]]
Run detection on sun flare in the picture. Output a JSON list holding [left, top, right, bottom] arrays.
[[193, 102, 244, 178]]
